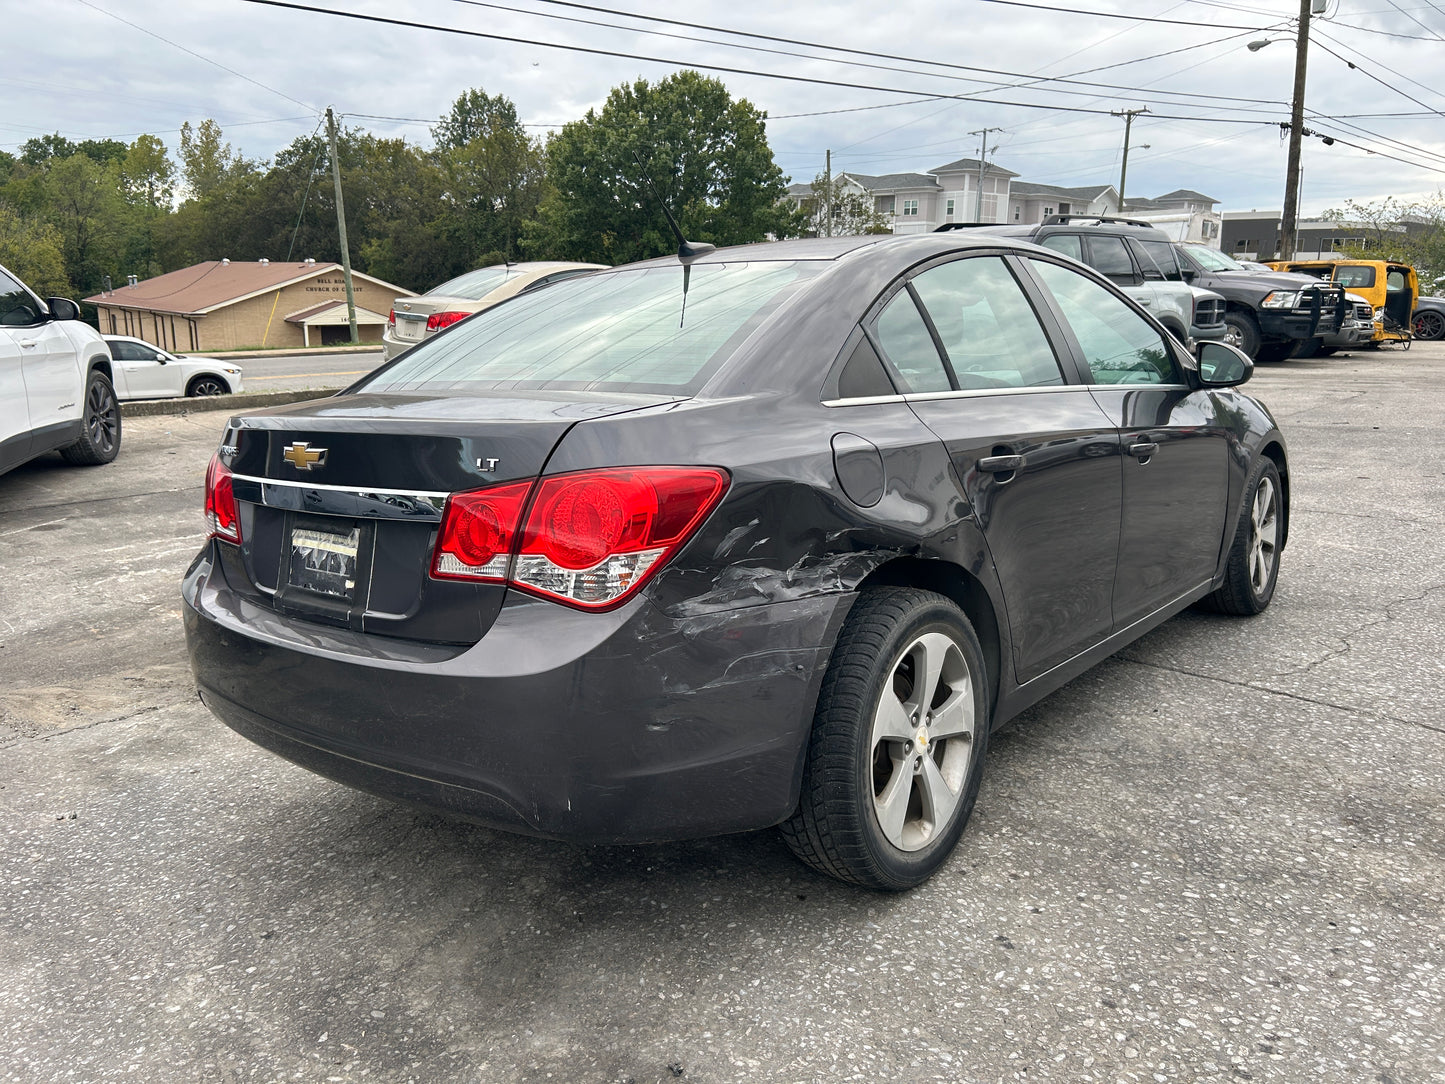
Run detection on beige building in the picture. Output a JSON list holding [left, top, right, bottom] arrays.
[[85, 259, 414, 352]]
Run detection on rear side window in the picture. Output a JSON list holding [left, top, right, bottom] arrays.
[[1084, 236, 1137, 283], [1136, 239, 1182, 281], [874, 289, 952, 393], [362, 261, 824, 395], [1038, 234, 1083, 261], [909, 257, 1064, 388], [1334, 265, 1376, 289], [1031, 259, 1179, 385]]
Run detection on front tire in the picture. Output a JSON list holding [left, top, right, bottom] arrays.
[[187, 376, 229, 397], [59, 370, 121, 466], [781, 588, 990, 890], [1201, 457, 1282, 615], [1222, 311, 1262, 359]]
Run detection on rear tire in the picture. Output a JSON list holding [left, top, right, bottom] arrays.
[[59, 370, 121, 466], [1291, 337, 1322, 359], [1255, 342, 1294, 364], [1200, 457, 1281, 615], [1222, 311, 1261, 359], [781, 588, 990, 890]]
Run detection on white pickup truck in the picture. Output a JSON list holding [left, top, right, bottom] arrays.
[[1, 261, 121, 477]]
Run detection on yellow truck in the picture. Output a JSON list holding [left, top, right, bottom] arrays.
[[1267, 259, 1417, 352]]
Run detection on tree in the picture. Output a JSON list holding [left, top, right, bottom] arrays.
[[432, 88, 524, 151], [43, 154, 128, 295], [119, 135, 175, 210], [1323, 192, 1445, 287], [801, 174, 890, 237], [0, 204, 69, 295], [76, 139, 128, 166], [178, 119, 251, 199], [527, 71, 804, 264], [21, 133, 78, 166]]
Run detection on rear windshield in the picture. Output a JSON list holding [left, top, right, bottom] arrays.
[[427, 266, 516, 300], [361, 261, 824, 395]]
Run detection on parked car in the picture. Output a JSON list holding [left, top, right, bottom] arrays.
[[103, 336, 243, 399], [382, 261, 608, 360], [1, 262, 120, 477], [184, 233, 1287, 890], [1266, 259, 1417, 349], [941, 216, 1228, 351], [1413, 295, 1445, 341], [1173, 243, 1348, 362]]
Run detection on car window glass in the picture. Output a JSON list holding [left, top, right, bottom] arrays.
[[428, 266, 516, 300], [1038, 234, 1082, 261], [910, 257, 1064, 388], [110, 340, 139, 361], [1135, 239, 1182, 281], [1386, 270, 1406, 291], [1084, 236, 1136, 282], [1031, 259, 1179, 385], [362, 261, 824, 395], [0, 269, 41, 327], [874, 289, 952, 393], [1334, 265, 1376, 289], [1184, 246, 1246, 272]]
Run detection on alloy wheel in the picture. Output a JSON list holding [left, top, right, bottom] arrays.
[[1249, 475, 1279, 594], [870, 631, 976, 852], [86, 379, 118, 456]]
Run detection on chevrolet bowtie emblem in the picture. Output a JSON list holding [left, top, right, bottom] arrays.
[[282, 442, 327, 471]]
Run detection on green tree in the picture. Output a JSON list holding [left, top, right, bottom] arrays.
[[120, 135, 175, 210], [432, 88, 523, 151], [801, 173, 890, 237], [178, 119, 251, 199], [0, 204, 69, 295], [1323, 193, 1445, 288], [527, 71, 803, 264], [77, 139, 128, 166], [43, 154, 128, 295], [21, 133, 78, 166]]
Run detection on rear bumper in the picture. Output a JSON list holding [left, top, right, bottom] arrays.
[[182, 545, 847, 843]]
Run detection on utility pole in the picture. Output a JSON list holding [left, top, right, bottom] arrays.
[[824, 149, 832, 238], [968, 128, 1000, 222], [1111, 108, 1149, 212], [1278, 0, 1313, 260], [325, 107, 358, 344]]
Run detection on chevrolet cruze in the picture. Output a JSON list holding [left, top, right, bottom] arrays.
[[183, 233, 1287, 889]]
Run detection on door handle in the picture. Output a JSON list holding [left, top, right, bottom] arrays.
[[978, 454, 1024, 473], [18, 340, 38, 348], [1127, 441, 1158, 460], [1137, 298, 1153, 306]]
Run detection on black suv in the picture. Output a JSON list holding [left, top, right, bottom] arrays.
[[1163, 242, 1348, 363], [943, 216, 1226, 352]]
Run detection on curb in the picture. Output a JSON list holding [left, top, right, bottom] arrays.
[[121, 389, 338, 418], [188, 346, 383, 360]]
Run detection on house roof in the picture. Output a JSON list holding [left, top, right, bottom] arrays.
[[786, 182, 813, 197], [928, 157, 1021, 179], [844, 172, 940, 192], [84, 261, 413, 316], [1011, 182, 1115, 201], [1155, 189, 1218, 204], [285, 299, 389, 326]]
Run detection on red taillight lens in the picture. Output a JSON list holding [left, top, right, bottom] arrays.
[[432, 480, 533, 581], [426, 310, 469, 332], [387, 308, 395, 329], [429, 467, 729, 609], [204, 454, 241, 543]]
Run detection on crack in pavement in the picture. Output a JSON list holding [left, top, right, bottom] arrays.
[[1266, 582, 1445, 681], [1115, 655, 1445, 739], [0, 704, 167, 750]]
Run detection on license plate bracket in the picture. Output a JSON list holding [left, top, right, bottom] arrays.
[[275, 513, 374, 627]]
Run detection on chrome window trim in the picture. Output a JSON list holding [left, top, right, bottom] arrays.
[[230, 473, 450, 520], [823, 381, 1191, 407]]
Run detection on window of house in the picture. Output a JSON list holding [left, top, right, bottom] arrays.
[[885, 197, 896, 214], [1044, 206, 1054, 217], [902, 199, 919, 216], [1058, 203, 1071, 215], [1014, 206, 1021, 221], [946, 199, 955, 217]]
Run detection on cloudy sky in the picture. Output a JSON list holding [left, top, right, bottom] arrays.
[[11, 0, 1445, 216]]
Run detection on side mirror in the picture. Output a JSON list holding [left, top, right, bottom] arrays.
[[45, 297, 82, 321], [1196, 341, 1253, 387]]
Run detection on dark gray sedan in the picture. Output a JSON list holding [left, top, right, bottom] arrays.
[[183, 233, 1287, 889]]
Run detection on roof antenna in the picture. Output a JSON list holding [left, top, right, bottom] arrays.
[[631, 150, 714, 327]]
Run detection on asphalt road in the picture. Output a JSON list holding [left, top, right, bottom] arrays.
[[1, 344, 1442, 1083], [220, 347, 386, 393]]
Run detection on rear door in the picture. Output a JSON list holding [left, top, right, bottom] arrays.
[[0, 269, 78, 439], [1024, 257, 1230, 628], [871, 252, 1124, 684]]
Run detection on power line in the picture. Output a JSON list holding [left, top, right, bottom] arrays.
[[968, 0, 1268, 28], [1309, 30, 1445, 119], [73, 0, 320, 115], [1381, 0, 1445, 37], [233, 0, 1289, 127]]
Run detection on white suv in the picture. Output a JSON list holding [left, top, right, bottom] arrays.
[[1, 262, 121, 477]]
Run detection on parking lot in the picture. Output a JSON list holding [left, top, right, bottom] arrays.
[[2, 344, 1442, 1083]]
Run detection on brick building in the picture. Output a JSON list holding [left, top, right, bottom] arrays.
[[85, 259, 413, 352]]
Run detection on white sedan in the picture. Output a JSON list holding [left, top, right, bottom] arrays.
[[103, 336, 243, 399]]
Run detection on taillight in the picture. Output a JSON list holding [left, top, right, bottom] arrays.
[[430, 467, 729, 610], [431, 480, 532, 581], [426, 311, 470, 332], [387, 308, 395, 329], [204, 453, 242, 543]]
